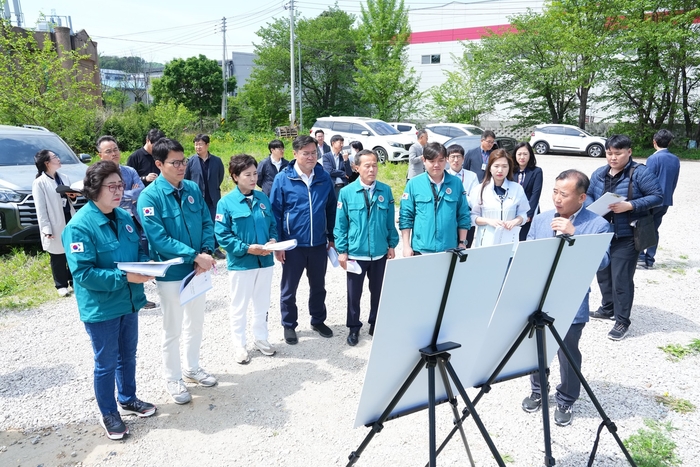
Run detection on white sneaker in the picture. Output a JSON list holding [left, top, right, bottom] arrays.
[[57, 287, 69, 297], [254, 340, 276, 356], [234, 347, 250, 365], [182, 367, 217, 387], [166, 379, 191, 405]]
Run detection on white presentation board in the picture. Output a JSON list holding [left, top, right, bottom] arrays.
[[354, 233, 612, 428]]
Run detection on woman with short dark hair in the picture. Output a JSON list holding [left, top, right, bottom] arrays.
[[62, 161, 156, 440], [32, 149, 75, 296]]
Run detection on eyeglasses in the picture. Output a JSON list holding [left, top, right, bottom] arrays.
[[165, 159, 187, 168], [101, 147, 120, 155], [483, 139, 496, 145], [298, 151, 317, 158], [448, 155, 464, 160], [102, 183, 125, 193]]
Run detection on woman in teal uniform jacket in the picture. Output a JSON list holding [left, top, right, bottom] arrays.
[[62, 161, 156, 441]]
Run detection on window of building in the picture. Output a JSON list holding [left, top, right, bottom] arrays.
[[421, 54, 441, 65]]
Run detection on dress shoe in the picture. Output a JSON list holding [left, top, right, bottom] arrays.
[[347, 331, 359, 346], [368, 323, 375, 336], [284, 327, 298, 345], [311, 322, 333, 338]]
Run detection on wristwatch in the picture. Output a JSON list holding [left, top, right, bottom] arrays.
[[201, 248, 213, 255]]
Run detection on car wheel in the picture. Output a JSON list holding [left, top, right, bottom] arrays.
[[533, 142, 549, 155], [374, 147, 388, 164], [587, 144, 604, 158]]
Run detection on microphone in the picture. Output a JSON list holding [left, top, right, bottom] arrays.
[[553, 212, 562, 236]]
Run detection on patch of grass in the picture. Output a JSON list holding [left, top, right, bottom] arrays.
[[0, 246, 55, 311], [502, 453, 515, 463], [670, 267, 686, 275], [625, 420, 680, 467], [659, 339, 700, 360], [679, 254, 688, 260], [655, 393, 696, 414]]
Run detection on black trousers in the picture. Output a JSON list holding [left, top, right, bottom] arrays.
[[596, 236, 638, 327], [280, 245, 328, 329], [346, 256, 387, 332], [530, 322, 585, 407], [49, 252, 72, 289]]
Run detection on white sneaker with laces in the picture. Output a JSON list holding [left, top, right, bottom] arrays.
[[57, 287, 69, 297], [166, 379, 191, 405], [234, 347, 251, 364], [182, 367, 217, 387], [254, 340, 276, 356]]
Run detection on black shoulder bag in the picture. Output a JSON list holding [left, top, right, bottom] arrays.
[[627, 165, 657, 251]]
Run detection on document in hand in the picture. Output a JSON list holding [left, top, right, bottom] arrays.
[[327, 246, 340, 267], [179, 270, 213, 306], [116, 257, 184, 277], [346, 260, 363, 274], [586, 192, 626, 216], [492, 226, 521, 245], [262, 239, 298, 251]]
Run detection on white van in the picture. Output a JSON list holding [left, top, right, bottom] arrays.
[[310, 117, 415, 163]]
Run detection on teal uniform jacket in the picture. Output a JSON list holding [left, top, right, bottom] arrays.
[[137, 176, 215, 281], [399, 172, 471, 253], [334, 180, 399, 259], [215, 187, 277, 271], [62, 201, 148, 323]]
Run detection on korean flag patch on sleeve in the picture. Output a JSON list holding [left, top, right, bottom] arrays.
[[215, 213, 224, 222], [70, 242, 84, 253], [401, 192, 409, 200], [142, 207, 154, 216]]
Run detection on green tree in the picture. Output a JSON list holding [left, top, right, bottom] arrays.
[[151, 54, 225, 126], [0, 22, 100, 149], [354, 0, 420, 121]]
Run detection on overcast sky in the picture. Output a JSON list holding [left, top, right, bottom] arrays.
[[13, 0, 485, 64]]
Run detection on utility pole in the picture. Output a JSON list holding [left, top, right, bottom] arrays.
[[286, 0, 296, 127], [298, 40, 303, 131], [221, 16, 227, 123]]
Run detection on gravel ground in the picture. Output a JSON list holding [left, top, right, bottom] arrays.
[[1, 154, 699, 467]]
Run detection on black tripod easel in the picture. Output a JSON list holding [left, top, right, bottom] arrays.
[[433, 235, 638, 467], [347, 248, 506, 467]]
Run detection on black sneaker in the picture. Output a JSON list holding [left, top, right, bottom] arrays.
[[100, 412, 129, 440], [118, 398, 157, 417], [213, 249, 227, 260], [554, 404, 573, 426], [607, 323, 629, 341], [142, 301, 157, 310], [589, 308, 614, 320], [521, 392, 542, 413], [311, 322, 333, 338], [284, 327, 298, 345]]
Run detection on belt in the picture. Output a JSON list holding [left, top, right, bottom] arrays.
[[335, 183, 346, 187]]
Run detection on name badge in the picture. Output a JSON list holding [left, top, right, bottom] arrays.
[[481, 163, 487, 171], [62, 198, 67, 208]]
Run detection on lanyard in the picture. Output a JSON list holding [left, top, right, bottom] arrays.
[[430, 183, 439, 213], [362, 188, 371, 219]]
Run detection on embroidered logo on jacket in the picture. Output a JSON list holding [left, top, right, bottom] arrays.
[[70, 242, 84, 253]]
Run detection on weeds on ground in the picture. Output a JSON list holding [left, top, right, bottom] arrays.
[[659, 339, 700, 360], [655, 393, 696, 414], [501, 453, 515, 463], [0, 247, 54, 311], [625, 420, 680, 467]]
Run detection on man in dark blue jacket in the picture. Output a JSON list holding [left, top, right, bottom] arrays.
[[185, 134, 226, 259], [257, 139, 289, 196], [322, 134, 353, 198], [638, 129, 681, 268], [270, 135, 337, 345], [586, 135, 662, 341]]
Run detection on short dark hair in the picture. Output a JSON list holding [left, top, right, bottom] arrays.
[[34, 149, 54, 178], [314, 129, 325, 137], [152, 138, 185, 162], [330, 134, 344, 145], [416, 129, 428, 139], [605, 134, 632, 150], [354, 149, 378, 165], [83, 160, 122, 202], [422, 142, 447, 161], [193, 134, 210, 144], [350, 141, 363, 152], [653, 129, 673, 149], [293, 135, 317, 152], [268, 139, 285, 152], [228, 154, 258, 181], [96, 135, 118, 153], [513, 142, 537, 169], [482, 130, 496, 140], [556, 169, 590, 195], [446, 144, 464, 157], [146, 128, 166, 145]]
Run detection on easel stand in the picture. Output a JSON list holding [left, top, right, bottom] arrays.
[[347, 249, 506, 467], [435, 235, 638, 467]]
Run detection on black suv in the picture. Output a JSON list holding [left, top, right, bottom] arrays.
[[0, 125, 91, 245]]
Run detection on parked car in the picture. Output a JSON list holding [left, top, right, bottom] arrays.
[[424, 123, 485, 145], [530, 124, 606, 157], [443, 135, 519, 156], [388, 122, 420, 134], [310, 117, 415, 163], [0, 125, 91, 245]]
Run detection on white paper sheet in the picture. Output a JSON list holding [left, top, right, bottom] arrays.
[[327, 246, 339, 267], [116, 257, 184, 277], [587, 192, 626, 216], [346, 260, 362, 274], [263, 239, 298, 251], [179, 270, 213, 306]]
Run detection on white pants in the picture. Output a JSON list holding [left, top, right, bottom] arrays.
[[228, 267, 274, 348], [156, 280, 207, 381]]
